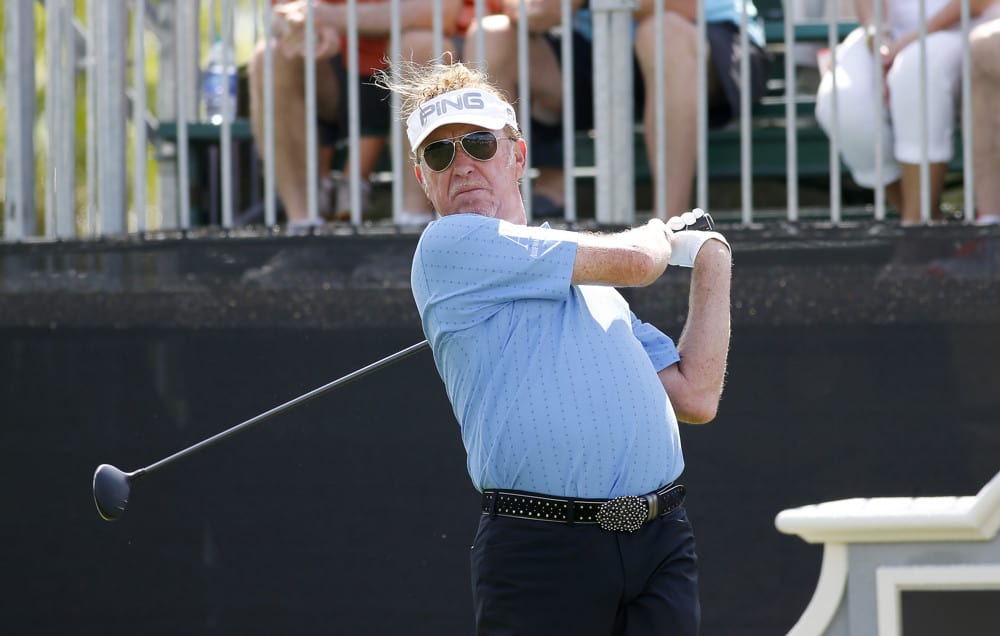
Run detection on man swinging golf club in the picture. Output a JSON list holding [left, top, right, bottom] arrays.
[[378, 60, 732, 635]]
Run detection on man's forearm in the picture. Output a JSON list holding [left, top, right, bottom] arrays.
[[571, 221, 671, 287], [675, 242, 732, 409]]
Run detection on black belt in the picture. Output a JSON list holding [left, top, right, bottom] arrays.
[[481, 483, 686, 533]]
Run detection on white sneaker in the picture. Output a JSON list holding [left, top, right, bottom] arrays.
[[329, 171, 373, 221]]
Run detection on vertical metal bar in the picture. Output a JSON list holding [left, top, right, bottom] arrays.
[[473, 0, 486, 62], [827, 0, 841, 223], [46, 0, 62, 237], [59, 1, 77, 237], [517, 0, 534, 218], [347, 0, 362, 225], [695, 0, 707, 212], [220, 0, 235, 228], [611, 9, 634, 223], [873, 0, 885, 220], [305, 0, 319, 226], [433, 0, 444, 59], [592, 0, 635, 224], [390, 0, 404, 221], [593, 9, 611, 223], [97, 0, 128, 235], [960, 0, 974, 222], [739, 0, 752, 225], [133, 0, 148, 232], [3, 0, 37, 240], [653, 0, 666, 218], [561, 0, 576, 223], [176, 2, 193, 230], [86, 0, 98, 235], [263, 0, 277, 226], [918, 0, 930, 222], [784, 0, 798, 221]]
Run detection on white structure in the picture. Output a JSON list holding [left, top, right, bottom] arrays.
[[775, 470, 1000, 635]]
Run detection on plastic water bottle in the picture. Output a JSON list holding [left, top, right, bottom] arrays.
[[202, 37, 237, 124]]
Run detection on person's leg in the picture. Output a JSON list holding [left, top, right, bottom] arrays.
[[970, 14, 1000, 222], [330, 71, 391, 220], [634, 13, 699, 217], [897, 162, 949, 225], [617, 507, 700, 636], [888, 31, 965, 224], [464, 17, 569, 211], [393, 29, 464, 219], [471, 516, 623, 636], [248, 41, 340, 225]]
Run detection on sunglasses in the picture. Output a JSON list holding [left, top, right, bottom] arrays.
[[420, 131, 514, 172]]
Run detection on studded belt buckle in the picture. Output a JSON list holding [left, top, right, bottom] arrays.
[[595, 495, 648, 532]]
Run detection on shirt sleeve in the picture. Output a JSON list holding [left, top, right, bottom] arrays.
[[411, 214, 579, 332], [630, 312, 680, 371]]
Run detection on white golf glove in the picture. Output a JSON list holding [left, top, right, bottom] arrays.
[[665, 209, 730, 268]]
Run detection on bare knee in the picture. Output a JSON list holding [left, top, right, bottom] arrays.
[[970, 27, 1000, 80], [634, 12, 696, 71]]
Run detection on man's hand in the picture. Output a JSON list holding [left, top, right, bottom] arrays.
[[501, 0, 577, 33], [274, 1, 341, 59], [663, 209, 730, 268]]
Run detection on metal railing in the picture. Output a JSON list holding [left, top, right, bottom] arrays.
[[1, 0, 980, 241]]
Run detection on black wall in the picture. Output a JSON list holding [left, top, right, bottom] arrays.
[[2, 223, 998, 635]]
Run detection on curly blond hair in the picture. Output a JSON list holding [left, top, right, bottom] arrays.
[[374, 59, 522, 140]]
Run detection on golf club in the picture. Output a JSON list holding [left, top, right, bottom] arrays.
[[93, 339, 430, 521]]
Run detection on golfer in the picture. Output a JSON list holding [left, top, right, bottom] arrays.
[[381, 60, 731, 635]]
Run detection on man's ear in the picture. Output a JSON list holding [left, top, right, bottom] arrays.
[[414, 163, 425, 187], [515, 138, 528, 177]]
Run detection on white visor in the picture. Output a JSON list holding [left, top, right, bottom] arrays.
[[406, 88, 519, 152]]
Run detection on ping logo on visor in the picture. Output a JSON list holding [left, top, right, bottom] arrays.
[[406, 88, 519, 153]]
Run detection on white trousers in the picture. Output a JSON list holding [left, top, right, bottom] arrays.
[[815, 26, 965, 188]]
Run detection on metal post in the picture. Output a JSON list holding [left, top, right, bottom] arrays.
[[784, 0, 799, 221], [696, 0, 707, 212], [739, 0, 752, 225], [517, 0, 534, 218], [560, 0, 577, 223], [4, 0, 37, 241], [960, 0, 974, 222], [592, 0, 636, 225], [96, 0, 128, 235], [827, 0, 841, 223], [133, 0, 148, 232]]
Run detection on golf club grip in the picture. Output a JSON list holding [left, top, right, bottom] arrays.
[[669, 209, 715, 233]]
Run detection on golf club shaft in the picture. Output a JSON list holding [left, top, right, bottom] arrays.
[[136, 339, 430, 478]]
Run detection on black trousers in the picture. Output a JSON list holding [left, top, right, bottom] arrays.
[[470, 506, 700, 636]]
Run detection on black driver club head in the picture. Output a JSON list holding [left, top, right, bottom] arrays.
[[93, 464, 134, 521]]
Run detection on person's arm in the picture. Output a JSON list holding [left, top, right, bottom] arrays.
[[500, 0, 585, 33], [884, 0, 993, 62], [658, 241, 732, 424], [274, 0, 463, 57], [570, 220, 673, 287]]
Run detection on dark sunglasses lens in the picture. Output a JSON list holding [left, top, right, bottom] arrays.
[[460, 132, 499, 161], [423, 140, 456, 172]]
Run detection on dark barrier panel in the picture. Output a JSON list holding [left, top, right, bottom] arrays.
[[2, 224, 999, 635]]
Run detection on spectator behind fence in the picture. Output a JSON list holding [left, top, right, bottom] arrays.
[[466, 0, 769, 218], [378, 59, 732, 635], [815, 0, 994, 225], [970, 0, 1000, 224], [249, 0, 466, 230]]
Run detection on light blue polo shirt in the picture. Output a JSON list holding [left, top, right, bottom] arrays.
[[411, 213, 684, 499]]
